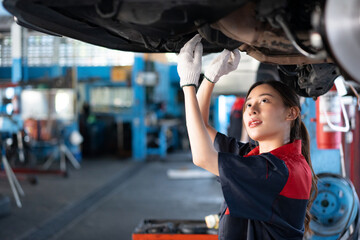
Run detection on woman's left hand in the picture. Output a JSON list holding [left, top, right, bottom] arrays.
[[177, 34, 203, 88], [204, 49, 241, 83]]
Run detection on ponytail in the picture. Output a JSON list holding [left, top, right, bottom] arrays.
[[292, 118, 318, 235]]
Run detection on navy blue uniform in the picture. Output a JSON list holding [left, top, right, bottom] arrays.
[[214, 132, 312, 240]]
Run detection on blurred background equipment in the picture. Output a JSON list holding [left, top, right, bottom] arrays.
[[21, 89, 81, 174]]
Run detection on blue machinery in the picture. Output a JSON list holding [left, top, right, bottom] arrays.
[[1, 21, 182, 162], [76, 55, 182, 160], [0, 54, 182, 161], [79, 55, 182, 160]]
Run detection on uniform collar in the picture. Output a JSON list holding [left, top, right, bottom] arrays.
[[244, 140, 302, 157]]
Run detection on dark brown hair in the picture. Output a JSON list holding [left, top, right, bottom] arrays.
[[244, 80, 318, 235]]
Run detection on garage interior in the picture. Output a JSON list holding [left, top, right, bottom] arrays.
[[0, 2, 360, 240]]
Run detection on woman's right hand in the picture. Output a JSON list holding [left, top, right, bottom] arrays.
[[177, 34, 203, 88]]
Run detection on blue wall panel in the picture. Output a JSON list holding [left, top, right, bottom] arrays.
[[0, 67, 11, 80], [77, 66, 111, 81]]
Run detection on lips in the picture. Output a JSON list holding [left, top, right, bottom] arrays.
[[248, 119, 262, 128]]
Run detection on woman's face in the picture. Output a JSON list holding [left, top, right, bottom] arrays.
[[243, 84, 293, 143]]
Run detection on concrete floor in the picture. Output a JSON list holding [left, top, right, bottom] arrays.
[[0, 152, 223, 240]]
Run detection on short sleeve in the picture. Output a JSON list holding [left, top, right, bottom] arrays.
[[214, 132, 248, 155], [218, 152, 289, 221]]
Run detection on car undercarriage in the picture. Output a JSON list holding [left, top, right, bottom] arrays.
[[3, 0, 360, 97]]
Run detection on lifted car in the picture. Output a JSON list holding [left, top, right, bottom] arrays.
[[3, 0, 360, 97]]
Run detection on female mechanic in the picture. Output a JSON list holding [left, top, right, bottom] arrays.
[[177, 34, 317, 239]]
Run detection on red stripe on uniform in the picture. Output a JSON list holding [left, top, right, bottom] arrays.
[[270, 140, 312, 199], [225, 208, 230, 215]]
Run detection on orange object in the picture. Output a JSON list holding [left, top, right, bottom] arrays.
[[23, 119, 38, 140], [23, 119, 55, 141], [132, 234, 218, 240], [111, 66, 131, 82]]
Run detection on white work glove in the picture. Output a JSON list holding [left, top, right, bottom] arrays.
[[204, 49, 241, 83], [177, 34, 203, 88]]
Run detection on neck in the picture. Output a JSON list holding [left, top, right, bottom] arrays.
[[259, 136, 290, 154]]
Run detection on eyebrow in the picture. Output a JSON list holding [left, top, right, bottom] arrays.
[[245, 93, 275, 103]]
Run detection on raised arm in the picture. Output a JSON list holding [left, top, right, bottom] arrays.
[[197, 49, 241, 142], [196, 79, 217, 141], [177, 35, 219, 176]]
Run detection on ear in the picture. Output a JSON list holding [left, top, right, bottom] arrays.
[[286, 106, 300, 121]]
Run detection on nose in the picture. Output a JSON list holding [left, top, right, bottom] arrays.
[[248, 104, 258, 116]]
